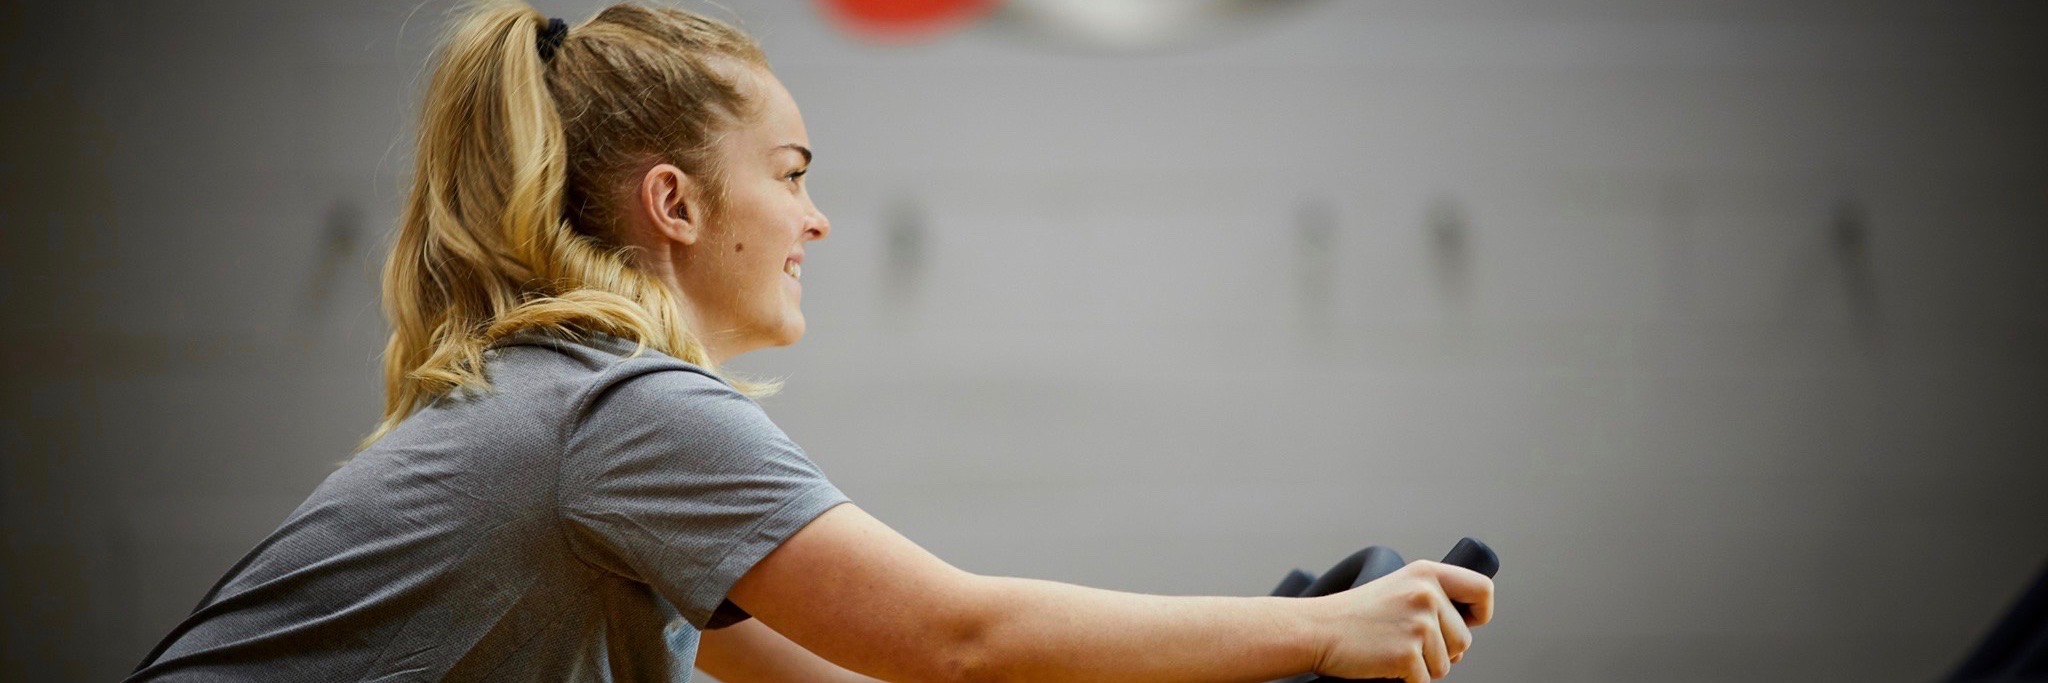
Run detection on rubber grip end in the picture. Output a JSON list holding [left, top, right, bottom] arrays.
[[1441, 537, 1499, 578]]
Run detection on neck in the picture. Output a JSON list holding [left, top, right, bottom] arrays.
[[684, 308, 741, 367], [650, 249, 745, 368]]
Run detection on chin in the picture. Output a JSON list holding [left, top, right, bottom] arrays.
[[768, 317, 805, 347]]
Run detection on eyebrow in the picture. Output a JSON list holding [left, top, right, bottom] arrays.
[[775, 143, 812, 165]]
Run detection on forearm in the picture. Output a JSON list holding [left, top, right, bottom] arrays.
[[957, 575, 1322, 683], [722, 504, 1321, 683]]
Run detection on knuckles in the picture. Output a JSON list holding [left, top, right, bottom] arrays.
[[1406, 615, 1434, 638], [1402, 583, 1437, 609]]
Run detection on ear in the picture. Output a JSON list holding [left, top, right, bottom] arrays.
[[639, 163, 705, 246]]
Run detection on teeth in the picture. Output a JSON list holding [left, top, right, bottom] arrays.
[[785, 261, 801, 280]]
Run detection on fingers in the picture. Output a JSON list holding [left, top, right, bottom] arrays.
[[1421, 608, 1451, 679], [1405, 644, 1432, 683], [1434, 582, 1473, 663], [1420, 561, 1495, 626]]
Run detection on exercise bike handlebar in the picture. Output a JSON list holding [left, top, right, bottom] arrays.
[[1292, 537, 1499, 683]]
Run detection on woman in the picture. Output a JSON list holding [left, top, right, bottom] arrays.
[[129, 2, 1494, 681]]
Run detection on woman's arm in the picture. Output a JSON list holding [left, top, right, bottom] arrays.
[[725, 503, 1326, 683], [696, 617, 886, 683]]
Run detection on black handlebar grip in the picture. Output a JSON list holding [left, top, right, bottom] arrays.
[[1300, 546, 1406, 599], [1441, 537, 1499, 579], [1271, 568, 1317, 598], [1438, 537, 1498, 620], [1305, 537, 1498, 683]]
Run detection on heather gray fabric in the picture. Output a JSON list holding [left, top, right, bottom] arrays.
[[127, 329, 851, 682]]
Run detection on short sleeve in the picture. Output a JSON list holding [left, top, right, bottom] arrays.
[[558, 362, 850, 630]]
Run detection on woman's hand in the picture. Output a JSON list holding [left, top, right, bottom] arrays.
[[1305, 560, 1496, 682]]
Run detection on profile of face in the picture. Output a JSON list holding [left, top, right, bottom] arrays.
[[635, 65, 830, 364]]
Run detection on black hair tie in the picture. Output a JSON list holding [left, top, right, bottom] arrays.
[[537, 17, 568, 62]]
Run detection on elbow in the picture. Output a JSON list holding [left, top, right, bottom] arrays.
[[949, 633, 1012, 683], [918, 649, 987, 683], [833, 630, 995, 683], [880, 626, 996, 683], [919, 575, 1007, 683], [931, 642, 1002, 683]]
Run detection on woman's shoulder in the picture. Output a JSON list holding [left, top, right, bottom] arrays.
[[387, 327, 746, 458], [484, 326, 743, 414], [492, 330, 795, 469], [488, 327, 721, 383]]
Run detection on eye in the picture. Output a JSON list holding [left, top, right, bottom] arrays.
[[785, 168, 808, 183]]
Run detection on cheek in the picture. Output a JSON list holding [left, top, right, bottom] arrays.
[[728, 238, 787, 289], [709, 191, 804, 288]]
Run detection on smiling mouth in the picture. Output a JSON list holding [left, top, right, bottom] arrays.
[[783, 260, 801, 281]]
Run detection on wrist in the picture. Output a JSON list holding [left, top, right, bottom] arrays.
[[1290, 595, 1338, 676]]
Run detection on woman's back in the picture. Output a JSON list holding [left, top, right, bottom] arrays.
[[127, 330, 849, 682]]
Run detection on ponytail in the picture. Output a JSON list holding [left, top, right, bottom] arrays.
[[367, 1, 775, 448]]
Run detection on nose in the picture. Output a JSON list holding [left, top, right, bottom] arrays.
[[804, 207, 831, 241]]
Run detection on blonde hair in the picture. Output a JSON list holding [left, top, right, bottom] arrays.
[[367, 1, 776, 448]]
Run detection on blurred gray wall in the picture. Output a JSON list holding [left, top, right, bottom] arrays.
[[4, 1, 2046, 681]]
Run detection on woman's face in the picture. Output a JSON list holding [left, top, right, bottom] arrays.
[[672, 67, 830, 362]]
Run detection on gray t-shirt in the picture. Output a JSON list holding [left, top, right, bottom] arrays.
[[128, 329, 851, 682]]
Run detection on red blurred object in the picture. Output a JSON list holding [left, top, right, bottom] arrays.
[[817, 0, 1002, 44]]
